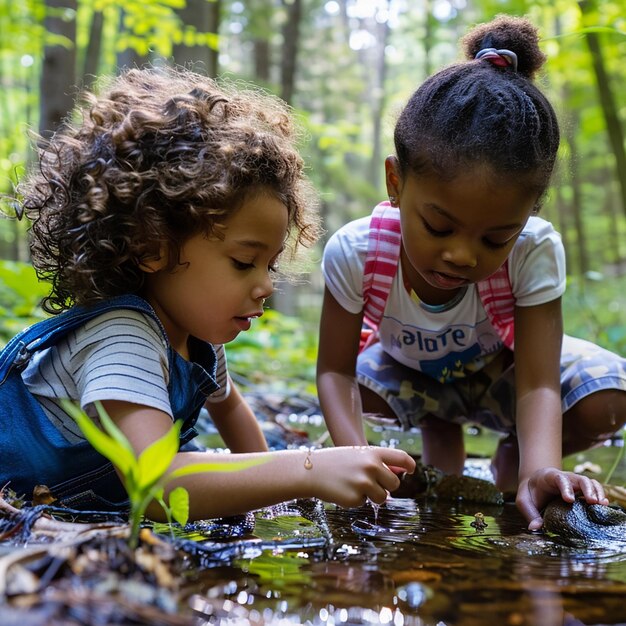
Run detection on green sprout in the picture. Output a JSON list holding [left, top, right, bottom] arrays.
[[62, 399, 267, 547]]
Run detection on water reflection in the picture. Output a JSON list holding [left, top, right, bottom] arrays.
[[188, 496, 626, 625]]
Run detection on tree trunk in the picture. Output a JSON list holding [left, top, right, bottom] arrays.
[[273, 0, 303, 314], [116, 10, 148, 71], [368, 2, 391, 190], [423, 0, 433, 77], [40, 0, 77, 137], [605, 184, 624, 275], [253, 39, 271, 82], [280, 0, 302, 104], [173, 0, 221, 76], [565, 117, 590, 277], [82, 9, 104, 87], [579, 0, 626, 219], [553, 181, 571, 275]]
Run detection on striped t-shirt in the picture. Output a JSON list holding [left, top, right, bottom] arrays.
[[21, 309, 229, 444]]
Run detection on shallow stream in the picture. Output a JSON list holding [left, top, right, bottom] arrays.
[[176, 492, 626, 626], [2, 403, 625, 626], [182, 404, 626, 626]]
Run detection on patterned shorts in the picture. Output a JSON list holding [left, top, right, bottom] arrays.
[[356, 335, 626, 434]]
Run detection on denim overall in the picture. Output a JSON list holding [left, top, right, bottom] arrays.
[[0, 294, 218, 510]]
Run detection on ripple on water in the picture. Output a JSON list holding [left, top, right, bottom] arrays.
[[329, 496, 626, 583], [188, 494, 626, 626]]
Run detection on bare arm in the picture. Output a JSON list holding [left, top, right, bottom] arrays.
[[100, 399, 416, 521], [206, 376, 269, 453], [513, 298, 607, 528], [316, 287, 369, 446], [514, 298, 564, 483]]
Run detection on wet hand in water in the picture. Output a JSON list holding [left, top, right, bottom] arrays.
[[311, 446, 416, 509], [516, 467, 609, 531]]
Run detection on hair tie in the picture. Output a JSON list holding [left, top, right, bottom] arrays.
[[475, 47, 518, 72]]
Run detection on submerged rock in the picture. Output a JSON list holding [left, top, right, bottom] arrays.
[[543, 498, 626, 545], [392, 460, 504, 505]]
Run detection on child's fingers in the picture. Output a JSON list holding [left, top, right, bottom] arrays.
[[380, 449, 416, 473], [553, 472, 575, 502], [572, 474, 606, 504], [364, 484, 390, 506], [377, 466, 402, 493], [516, 489, 542, 529], [527, 514, 544, 532]]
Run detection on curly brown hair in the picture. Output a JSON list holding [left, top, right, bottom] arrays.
[[20, 67, 320, 314]]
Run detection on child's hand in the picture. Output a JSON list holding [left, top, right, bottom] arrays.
[[310, 446, 416, 509], [516, 467, 609, 531]]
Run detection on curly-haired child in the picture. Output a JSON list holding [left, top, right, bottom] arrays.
[[0, 67, 414, 520], [317, 15, 626, 530]]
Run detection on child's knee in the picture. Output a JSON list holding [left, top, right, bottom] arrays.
[[564, 389, 626, 447], [420, 414, 462, 436]]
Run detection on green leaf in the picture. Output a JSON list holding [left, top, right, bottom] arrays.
[[93, 401, 137, 457], [168, 456, 270, 480], [168, 486, 190, 526], [61, 399, 135, 476], [136, 421, 181, 490]]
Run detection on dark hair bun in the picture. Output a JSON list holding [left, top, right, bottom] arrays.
[[461, 14, 547, 79]]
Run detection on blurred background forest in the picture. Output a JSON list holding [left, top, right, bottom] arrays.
[[0, 0, 625, 387]]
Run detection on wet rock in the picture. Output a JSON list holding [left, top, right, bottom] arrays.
[[392, 460, 504, 505], [543, 498, 626, 544]]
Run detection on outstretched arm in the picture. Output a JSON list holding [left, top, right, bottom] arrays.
[[206, 377, 269, 453], [513, 298, 606, 529], [101, 399, 416, 520], [317, 287, 369, 446]]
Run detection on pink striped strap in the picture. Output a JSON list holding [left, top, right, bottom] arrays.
[[476, 263, 515, 349], [362, 202, 401, 328], [362, 202, 515, 350]]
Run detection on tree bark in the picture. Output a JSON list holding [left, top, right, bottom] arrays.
[[82, 8, 104, 87], [565, 116, 590, 277], [280, 0, 302, 104], [605, 184, 624, 274], [553, 180, 571, 275], [423, 0, 433, 77], [173, 0, 221, 77], [368, 2, 391, 190], [579, 0, 626, 218], [40, 0, 77, 137], [253, 39, 271, 82]]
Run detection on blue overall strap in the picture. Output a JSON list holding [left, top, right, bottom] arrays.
[[0, 294, 167, 505], [0, 295, 163, 383]]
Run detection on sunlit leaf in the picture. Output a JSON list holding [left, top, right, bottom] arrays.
[[168, 486, 190, 526], [136, 421, 181, 490], [168, 456, 270, 480], [93, 401, 136, 456], [61, 400, 135, 476]]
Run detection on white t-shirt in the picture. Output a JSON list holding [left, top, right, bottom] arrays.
[[21, 309, 230, 443], [322, 214, 566, 382]]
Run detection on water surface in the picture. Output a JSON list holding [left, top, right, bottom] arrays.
[[185, 495, 626, 626]]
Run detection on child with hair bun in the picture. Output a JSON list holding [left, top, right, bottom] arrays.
[[0, 67, 415, 520], [317, 15, 626, 530]]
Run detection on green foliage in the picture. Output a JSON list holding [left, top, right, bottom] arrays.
[[62, 399, 266, 547], [227, 308, 319, 394], [2, 0, 626, 300], [0, 260, 48, 344], [562, 274, 626, 355], [237, 551, 312, 589]]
